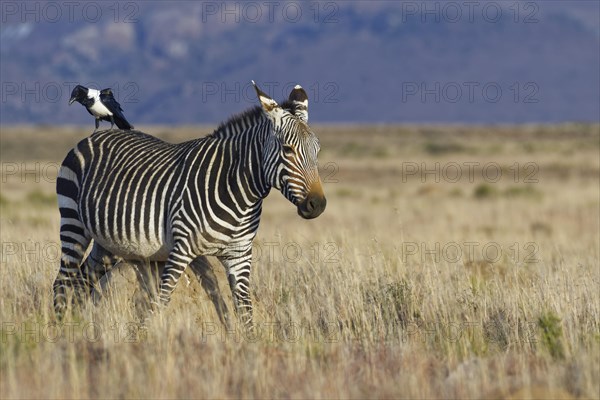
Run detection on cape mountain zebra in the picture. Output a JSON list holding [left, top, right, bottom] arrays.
[[54, 82, 326, 326]]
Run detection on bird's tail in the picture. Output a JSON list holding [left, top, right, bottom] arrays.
[[114, 116, 133, 130]]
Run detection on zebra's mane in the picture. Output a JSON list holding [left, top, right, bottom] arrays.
[[280, 100, 299, 114], [210, 100, 300, 139]]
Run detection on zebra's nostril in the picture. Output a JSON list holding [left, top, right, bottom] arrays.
[[298, 195, 326, 219]]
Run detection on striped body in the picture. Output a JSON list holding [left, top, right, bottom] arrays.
[[53, 83, 326, 326], [59, 129, 265, 262]]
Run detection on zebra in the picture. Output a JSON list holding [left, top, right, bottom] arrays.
[[53, 81, 327, 327]]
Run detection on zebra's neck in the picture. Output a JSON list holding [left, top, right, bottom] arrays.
[[206, 107, 273, 205]]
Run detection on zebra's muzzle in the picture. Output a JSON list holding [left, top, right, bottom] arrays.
[[297, 193, 326, 219]]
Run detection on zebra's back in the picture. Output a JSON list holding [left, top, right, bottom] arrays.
[[58, 129, 203, 261]]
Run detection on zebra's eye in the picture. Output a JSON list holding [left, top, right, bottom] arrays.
[[282, 145, 295, 156]]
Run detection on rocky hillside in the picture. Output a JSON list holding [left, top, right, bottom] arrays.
[[1, 1, 598, 124]]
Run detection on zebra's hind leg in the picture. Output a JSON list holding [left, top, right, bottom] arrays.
[[53, 233, 91, 320], [54, 151, 96, 319], [189, 256, 231, 327], [218, 251, 253, 329], [82, 243, 122, 303]]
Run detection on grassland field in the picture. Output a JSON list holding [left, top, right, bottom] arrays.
[[0, 123, 599, 399]]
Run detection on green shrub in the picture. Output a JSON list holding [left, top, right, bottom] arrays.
[[473, 184, 499, 199], [424, 141, 467, 155], [538, 311, 565, 359]]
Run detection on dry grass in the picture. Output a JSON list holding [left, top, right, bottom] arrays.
[[1, 123, 599, 399]]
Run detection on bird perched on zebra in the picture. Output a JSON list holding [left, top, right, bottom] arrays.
[[53, 81, 327, 328], [69, 85, 134, 131]]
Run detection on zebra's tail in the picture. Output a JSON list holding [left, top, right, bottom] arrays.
[[53, 148, 91, 319]]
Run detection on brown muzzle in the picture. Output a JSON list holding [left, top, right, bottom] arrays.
[[297, 181, 326, 219]]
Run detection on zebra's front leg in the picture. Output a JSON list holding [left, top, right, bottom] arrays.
[[157, 244, 195, 307], [189, 256, 231, 327], [218, 251, 253, 328]]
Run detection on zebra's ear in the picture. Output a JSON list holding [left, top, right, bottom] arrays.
[[252, 80, 280, 114], [289, 85, 308, 122]]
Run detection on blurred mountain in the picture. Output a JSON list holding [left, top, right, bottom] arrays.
[[1, 1, 598, 124]]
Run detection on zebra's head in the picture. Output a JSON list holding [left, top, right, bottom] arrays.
[[253, 81, 327, 220]]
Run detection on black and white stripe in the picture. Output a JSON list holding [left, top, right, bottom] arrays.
[[53, 82, 326, 326]]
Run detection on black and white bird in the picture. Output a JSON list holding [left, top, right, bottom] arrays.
[[69, 85, 134, 131]]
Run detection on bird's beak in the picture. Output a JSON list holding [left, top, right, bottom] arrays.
[[68, 97, 76, 105]]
